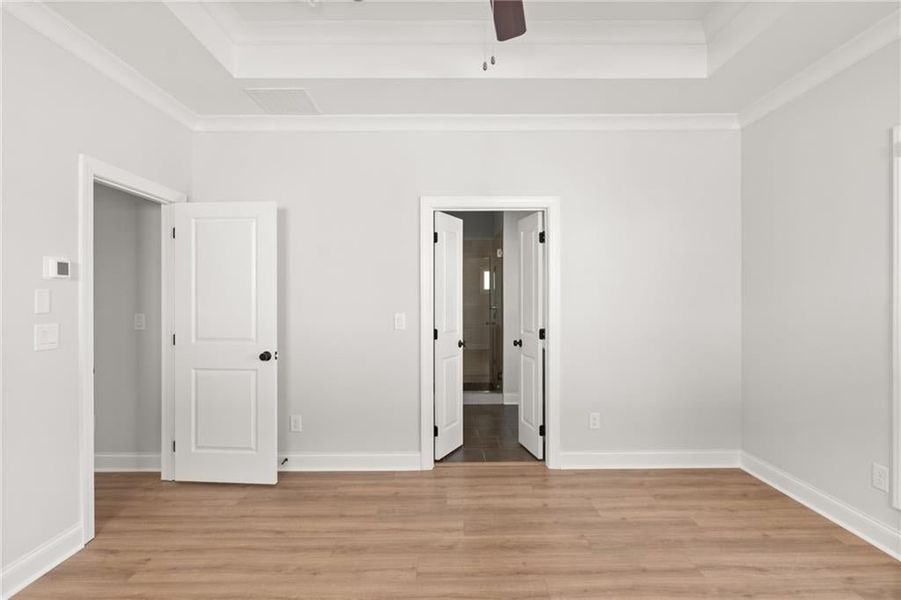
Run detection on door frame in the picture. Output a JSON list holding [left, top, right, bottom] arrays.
[[78, 155, 187, 544], [892, 125, 901, 510], [419, 196, 561, 470]]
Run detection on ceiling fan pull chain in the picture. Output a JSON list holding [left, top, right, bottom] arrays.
[[482, 21, 490, 71]]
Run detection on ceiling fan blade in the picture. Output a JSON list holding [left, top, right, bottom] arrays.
[[490, 0, 527, 42]]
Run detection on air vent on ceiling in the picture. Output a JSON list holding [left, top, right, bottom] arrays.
[[245, 88, 321, 115]]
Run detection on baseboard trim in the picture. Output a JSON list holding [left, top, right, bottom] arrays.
[[503, 392, 520, 406], [0, 523, 83, 599], [279, 452, 422, 472], [94, 452, 161, 472], [740, 452, 901, 561], [558, 449, 740, 470]]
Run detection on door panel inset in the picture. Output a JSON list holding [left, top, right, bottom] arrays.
[[193, 218, 257, 342], [193, 369, 257, 451]]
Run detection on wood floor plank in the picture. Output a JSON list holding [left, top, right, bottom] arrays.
[[15, 466, 901, 599]]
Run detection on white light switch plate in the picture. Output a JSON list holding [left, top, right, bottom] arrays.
[[872, 463, 889, 493], [34, 323, 60, 351], [134, 313, 146, 330], [34, 289, 51, 314], [394, 313, 406, 330], [290, 415, 303, 432]]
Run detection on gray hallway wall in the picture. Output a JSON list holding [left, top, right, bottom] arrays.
[[93, 184, 162, 456]]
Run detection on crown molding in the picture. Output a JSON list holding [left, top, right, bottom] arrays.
[[192, 113, 740, 133], [162, 2, 235, 74], [3, 0, 196, 129], [739, 10, 900, 128], [702, 1, 747, 39], [706, 3, 789, 75]]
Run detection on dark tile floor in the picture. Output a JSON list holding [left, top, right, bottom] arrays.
[[439, 405, 539, 463]]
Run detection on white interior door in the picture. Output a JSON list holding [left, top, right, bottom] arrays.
[[434, 212, 464, 460], [173, 202, 278, 484], [517, 211, 545, 460]]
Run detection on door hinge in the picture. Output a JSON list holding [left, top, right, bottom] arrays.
[[538, 231, 546, 244], [539, 424, 545, 437], [172, 334, 176, 345], [433, 329, 438, 341], [434, 425, 439, 438], [172, 440, 176, 452], [434, 231, 438, 243], [172, 227, 176, 239], [539, 328, 546, 340]]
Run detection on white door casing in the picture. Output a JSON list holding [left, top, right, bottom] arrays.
[[172, 202, 278, 484], [434, 212, 464, 460], [517, 212, 545, 459], [419, 197, 559, 470]]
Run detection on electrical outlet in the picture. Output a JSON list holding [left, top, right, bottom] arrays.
[[394, 313, 406, 330], [589, 412, 601, 430], [134, 313, 146, 330], [290, 415, 303, 433], [872, 463, 889, 493]]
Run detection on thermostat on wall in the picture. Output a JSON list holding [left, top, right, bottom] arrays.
[[43, 257, 71, 279]]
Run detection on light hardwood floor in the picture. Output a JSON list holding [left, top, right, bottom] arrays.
[[18, 466, 901, 599]]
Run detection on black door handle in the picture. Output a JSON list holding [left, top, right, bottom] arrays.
[[259, 351, 273, 362], [458, 340, 465, 348], [513, 339, 522, 347]]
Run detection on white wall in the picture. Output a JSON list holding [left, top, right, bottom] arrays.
[[93, 185, 161, 456], [742, 43, 901, 531], [192, 129, 742, 459], [1, 13, 191, 581]]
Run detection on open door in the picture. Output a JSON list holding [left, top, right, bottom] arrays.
[[172, 202, 278, 484], [434, 212, 464, 460], [517, 212, 545, 460]]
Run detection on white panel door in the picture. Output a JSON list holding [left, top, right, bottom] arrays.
[[517, 212, 545, 460], [434, 212, 464, 460], [173, 202, 278, 484]]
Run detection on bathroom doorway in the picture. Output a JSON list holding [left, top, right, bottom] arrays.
[[437, 211, 540, 463], [421, 196, 560, 469], [451, 211, 504, 395]]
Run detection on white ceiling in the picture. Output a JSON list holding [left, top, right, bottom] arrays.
[[40, 1, 901, 117]]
